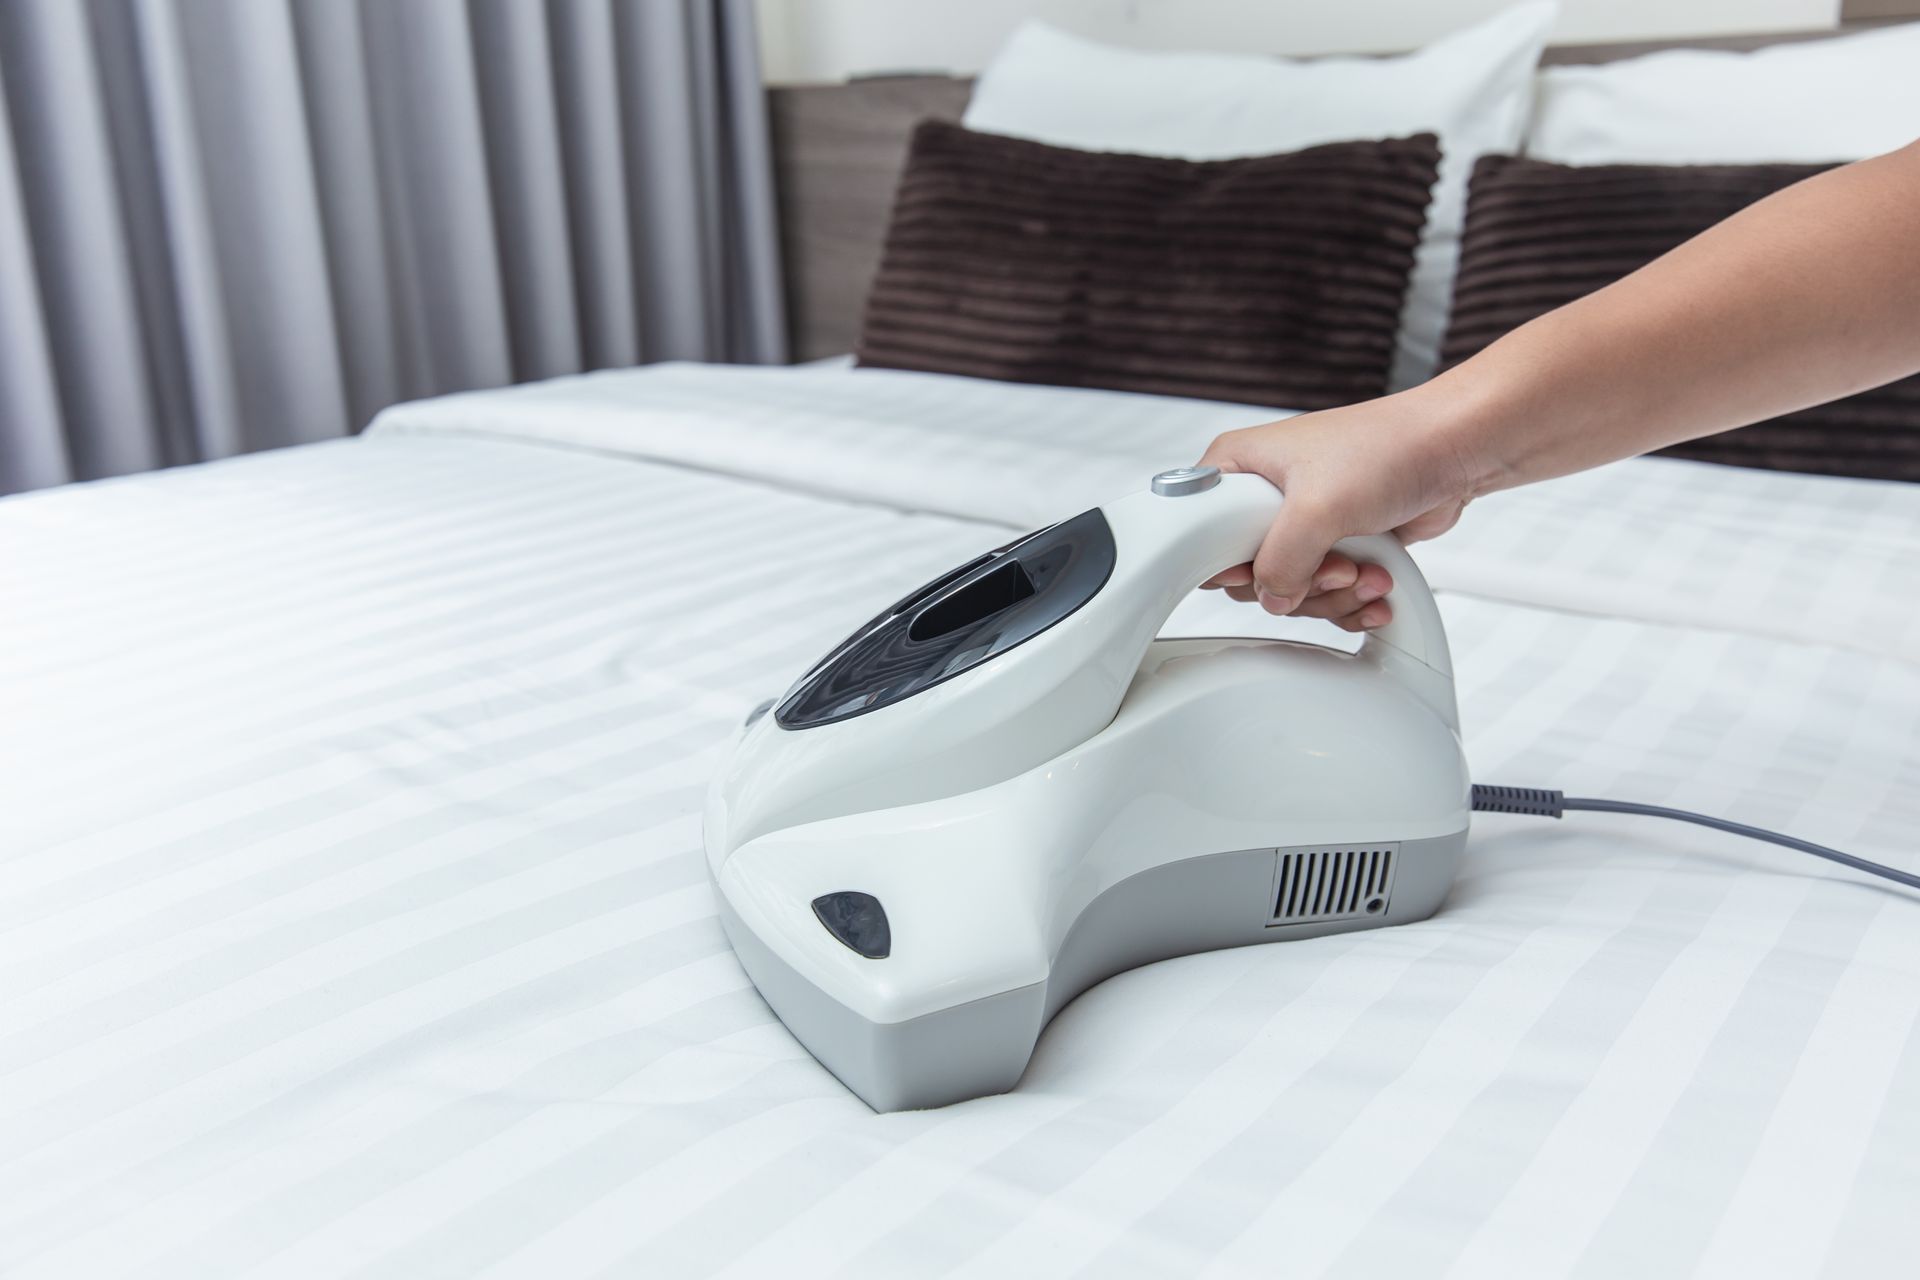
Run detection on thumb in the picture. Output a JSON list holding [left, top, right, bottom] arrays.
[[1249, 497, 1336, 614]]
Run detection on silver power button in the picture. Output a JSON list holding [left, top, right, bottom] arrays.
[[1151, 465, 1221, 497]]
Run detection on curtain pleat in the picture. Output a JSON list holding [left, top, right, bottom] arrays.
[[548, 0, 642, 372], [174, 0, 352, 451], [714, 0, 785, 365], [0, 0, 786, 496], [0, 62, 70, 491], [619, 0, 716, 362], [288, 0, 406, 431], [129, 0, 248, 461], [366, 0, 518, 396], [470, 0, 583, 384], [1, 0, 167, 482], [85, 0, 197, 467]]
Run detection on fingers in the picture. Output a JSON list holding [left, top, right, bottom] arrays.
[[1207, 549, 1395, 630], [1275, 554, 1394, 629], [1289, 561, 1392, 619], [1201, 562, 1255, 589], [1224, 583, 1392, 628], [1294, 551, 1389, 630], [1330, 600, 1393, 632], [1309, 552, 1358, 594], [1248, 498, 1338, 615]]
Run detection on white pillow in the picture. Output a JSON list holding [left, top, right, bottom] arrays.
[[1528, 22, 1920, 163], [962, 4, 1558, 393]]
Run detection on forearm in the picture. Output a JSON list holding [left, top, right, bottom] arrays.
[[1199, 139, 1920, 622], [1417, 139, 1920, 497]]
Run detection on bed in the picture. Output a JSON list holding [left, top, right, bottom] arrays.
[[4, 359, 1918, 1277]]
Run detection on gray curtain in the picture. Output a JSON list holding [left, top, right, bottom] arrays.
[[0, 0, 787, 495]]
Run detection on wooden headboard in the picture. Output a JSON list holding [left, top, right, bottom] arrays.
[[766, 20, 1908, 362]]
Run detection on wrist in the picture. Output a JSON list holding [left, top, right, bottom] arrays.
[[1394, 371, 1515, 506]]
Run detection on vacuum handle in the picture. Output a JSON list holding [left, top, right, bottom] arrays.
[[1103, 469, 1454, 710], [1327, 530, 1452, 678]]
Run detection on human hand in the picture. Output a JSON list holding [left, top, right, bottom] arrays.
[[1196, 391, 1477, 631]]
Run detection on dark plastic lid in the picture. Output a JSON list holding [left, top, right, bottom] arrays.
[[774, 508, 1116, 729]]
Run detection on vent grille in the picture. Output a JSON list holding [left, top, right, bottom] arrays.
[[1270, 845, 1397, 925]]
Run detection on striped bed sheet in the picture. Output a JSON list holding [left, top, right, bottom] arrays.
[[2, 362, 1916, 1278]]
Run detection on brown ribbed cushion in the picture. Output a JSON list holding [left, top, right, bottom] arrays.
[[1445, 154, 1920, 482], [855, 121, 1441, 409]]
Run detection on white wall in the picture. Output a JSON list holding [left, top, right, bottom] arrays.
[[755, 0, 1843, 83]]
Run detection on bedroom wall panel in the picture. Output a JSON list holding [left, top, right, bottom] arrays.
[[770, 77, 970, 363]]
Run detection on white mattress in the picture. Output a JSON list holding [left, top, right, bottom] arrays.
[[3, 363, 1918, 1278]]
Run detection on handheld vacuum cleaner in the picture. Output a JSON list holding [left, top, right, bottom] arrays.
[[704, 466, 1465, 1111], [704, 466, 1915, 1112]]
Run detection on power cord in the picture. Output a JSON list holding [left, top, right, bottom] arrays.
[[1471, 784, 1920, 894]]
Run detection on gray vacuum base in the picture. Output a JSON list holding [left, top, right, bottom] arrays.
[[716, 828, 1466, 1112]]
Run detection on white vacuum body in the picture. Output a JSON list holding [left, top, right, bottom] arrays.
[[703, 468, 1470, 1111]]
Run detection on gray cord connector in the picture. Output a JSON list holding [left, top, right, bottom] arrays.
[[1472, 783, 1920, 895], [1469, 784, 1565, 818]]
